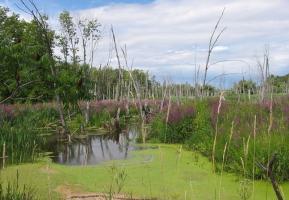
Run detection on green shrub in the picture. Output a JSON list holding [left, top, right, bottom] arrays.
[[186, 101, 213, 155]]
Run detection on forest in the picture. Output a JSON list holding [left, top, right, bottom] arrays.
[[0, 1, 289, 200]]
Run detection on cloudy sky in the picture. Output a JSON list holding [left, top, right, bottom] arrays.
[[1, 0, 289, 86]]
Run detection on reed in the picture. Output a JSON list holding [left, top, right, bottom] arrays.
[[252, 115, 257, 199], [212, 91, 225, 173], [218, 121, 234, 200]]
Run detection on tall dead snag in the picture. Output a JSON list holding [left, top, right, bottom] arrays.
[[257, 154, 284, 200], [202, 8, 226, 96], [111, 26, 123, 102], [257, 47, 270, 102], [19, 0, 68, 134], [121, 47, 148, 143], [165, 87, 171, 143], [160, 80, 168, 112]]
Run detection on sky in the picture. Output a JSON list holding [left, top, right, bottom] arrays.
[[1, 0, 289, 87]]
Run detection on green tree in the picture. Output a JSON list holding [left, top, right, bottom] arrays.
[[234, 79, 257, 94], [59, 11, 79, 64]]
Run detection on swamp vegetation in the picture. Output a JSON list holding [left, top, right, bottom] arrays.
[[0, 1, 289, 200]]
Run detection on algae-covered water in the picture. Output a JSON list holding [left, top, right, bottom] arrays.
[[1, 144, 288, 199]]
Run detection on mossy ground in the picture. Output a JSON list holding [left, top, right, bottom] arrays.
[[0, 144, 288, 200]]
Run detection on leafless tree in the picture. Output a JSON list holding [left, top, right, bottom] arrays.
[[202, 8, 226, 96], [257, 47, 270, 102], [111, 26, 123, 101]]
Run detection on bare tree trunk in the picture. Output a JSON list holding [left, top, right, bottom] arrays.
[[56, 94, 67, 133], [111, 26, 123, 101], [202, 8, 226, 96], [160, 80, 168, 112]]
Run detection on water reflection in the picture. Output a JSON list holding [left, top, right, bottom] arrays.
[[50, 125, 140, 165]]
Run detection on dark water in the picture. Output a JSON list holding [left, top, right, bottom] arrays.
[[48, 125, 141, 165]]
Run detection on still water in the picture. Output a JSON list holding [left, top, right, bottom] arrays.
[[49, 125, 141, 165]]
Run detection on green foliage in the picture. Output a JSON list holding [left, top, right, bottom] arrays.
[[0, 7, 53, 103], [210, 99, 289, 181], [149, 98, 289, 182], [166, 116, 194, 143], [186, 101, 213, 155], [89, 110, 111, 128], [149, 114, 194, 144], [149, 103, 195, 143], [233, 79, 257, 94], [268, 74, 289, 93], [149, 115, 167, 142]]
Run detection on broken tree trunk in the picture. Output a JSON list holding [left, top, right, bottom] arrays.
[[257, 153, 284, 200]]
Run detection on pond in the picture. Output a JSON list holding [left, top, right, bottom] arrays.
[[47, 124, 142, 166]]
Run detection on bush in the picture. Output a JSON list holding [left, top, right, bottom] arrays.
[[186, 101, 213, 155], [149, 104, 194, 143]]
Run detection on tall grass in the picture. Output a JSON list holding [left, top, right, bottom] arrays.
[[0, 171, 37, 200], [149, 95, 289, 182], [0, 108, 56, 165]]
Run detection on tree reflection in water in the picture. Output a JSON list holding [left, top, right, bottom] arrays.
[[50, 124, 140, 165]]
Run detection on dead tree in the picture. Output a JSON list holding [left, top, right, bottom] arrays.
[[202, 8, 226, 96], [121, 47, 148, 143], [257, 47, 270, 102], [111, 26, 123, 101], [257, 153, 284, 200], [160, 80, 168, 112]]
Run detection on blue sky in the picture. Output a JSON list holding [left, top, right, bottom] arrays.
[[1, 0, 289, 86], [39, 0, 153, 11], [0, 0, 153, 12]]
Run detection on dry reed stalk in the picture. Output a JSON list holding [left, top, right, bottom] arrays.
[[240, 157, 245, 177], [245, 135, 251, 163], [165, 91, 172, 132], [160, 81, 168, 112], [212, 91, 225, 173], [252, 115, 257, 200], [218, 121, 234, 200], [265, 92, 274, 198]]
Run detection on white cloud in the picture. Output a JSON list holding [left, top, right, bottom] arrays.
[[17, 0, 289, 85], [212, 46, 229, 52]]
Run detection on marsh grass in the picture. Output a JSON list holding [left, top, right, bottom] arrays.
[[0, 171, 37, 200], [105, 164, 128, 199], [149, 95, 289, 183]]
